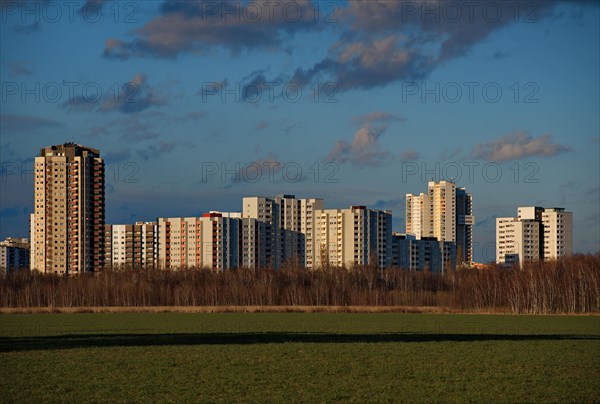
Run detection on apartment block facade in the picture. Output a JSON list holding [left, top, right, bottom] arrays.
[[313, 206, 392, 269], [30, 143, 104, 274], [0, 238, 30, 273], [391, 233, 456, 272], [242, 195, 323, 268], [406, 180, 474, 265], [496, 217, 541, 265], [496, 206, 572, 265], [104, 222, 157, 269]]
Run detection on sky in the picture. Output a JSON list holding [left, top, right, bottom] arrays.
[[1, 0, 599, 262]]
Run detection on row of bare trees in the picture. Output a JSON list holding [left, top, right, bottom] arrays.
[[1, 254, 598, 314]]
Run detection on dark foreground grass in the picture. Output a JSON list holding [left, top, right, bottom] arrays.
[[1, 313, 599, 402]]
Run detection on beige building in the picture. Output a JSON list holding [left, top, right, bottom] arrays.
[[496, 206, 572, 265], [406, 180, 474, 264], [313, 206, 392, 269], [30, 143, 104, 274], [104, 222, 157, 269], [242, 195, 323, 268], [541, 208, 573, 259], [157, 213, 250, 270], [496, 217, 541, 265]]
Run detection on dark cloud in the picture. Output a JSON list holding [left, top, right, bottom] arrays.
[[63, 73, 165, 114], [372, 196, 405, 212], [400, 150, 420, 161], [327, 112, 402, 167], [291, 35, 430, 91], [136, 140, 177, 160], [103, 0, 323, 60], [6, 61, 33, 76], [471, 132, 572, 161], [0, 113, 64, 133], [196, 79, 228, 99], [181, 111, 206, 121]]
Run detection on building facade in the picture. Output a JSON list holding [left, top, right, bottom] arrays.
[[391, 233, 456, 272], [242, 195, 323, 268], [496, 217, 541, 266], [496, 206, 572, 265], [104, 222, 157, 269], [313, 206, 392, 269], [30, 143, 104, 274], [0, 238, 30, 273], [406, 180, 474, 265]]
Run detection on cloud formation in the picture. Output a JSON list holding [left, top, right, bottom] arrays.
[[327, 112, 402, 167], [0, 113, 64, 133], [103, 0, 323, 60], [63, 73, 164, 114], [471, 132, 572, 161], [136, 141, 177, 160]]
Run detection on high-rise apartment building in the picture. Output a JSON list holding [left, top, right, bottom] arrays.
[[456, 187, 474, 263], [406, 180, 474, 265], [242, 195, 323, 268], [30, 143, 104, 274], [391, 233, 456, 272], [541, 208, 573, 259], [158, 214, 239, 270], [104, 221, 157, 269], [0, 238, 30, 273], [313, 206, 392, 269], [405, 193, 430, 239], [157, 213, 268, 270], [496, 206, 572, 265], [496, 217, 541, 265]]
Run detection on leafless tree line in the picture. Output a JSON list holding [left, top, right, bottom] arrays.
[[1, 254, 598, 314]]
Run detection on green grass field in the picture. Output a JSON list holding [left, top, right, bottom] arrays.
[[1, 313, 599, 402]]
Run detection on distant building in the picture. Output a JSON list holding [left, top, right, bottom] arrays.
[[313, 206, 392, 269], [496, 217, 541, 266], [406, 180, 474, 265], [0, 238, 30, 273], [30, 143, 104, 274], [242, 195, 323, 268], [391, 233, 456, 272], [104, 222, 157, 269], [496, 206, 572, 265]]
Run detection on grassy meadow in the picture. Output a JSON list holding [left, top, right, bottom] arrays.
[[1, 313, 599, 402]]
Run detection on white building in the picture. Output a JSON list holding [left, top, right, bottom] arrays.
[[541, 208, 573, 259], [313, 206, 392, 269], [496, 217, 541, 265], [242, 195, 323, 268], [406, 180, 474, 264], [496, 206, 572, 265]]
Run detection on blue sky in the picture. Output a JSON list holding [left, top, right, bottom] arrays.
[[1, 0, 599, 262]]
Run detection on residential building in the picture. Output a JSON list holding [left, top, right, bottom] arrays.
[[456, 187, 474, 263], [406, 180, 474, 265], [313, 206, 392, 269], [104, 221, 157, 269], [242, 195, 323, 268], [158, 214, 237, 270], [405, 193, 430, 239], [496, 217, 541, 265], [496, 206, 572, 265], [541, 208, 573, 259], [391, 233, 456, 272], [30, 143, 104, 274], [0, 237, 30, 273]]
